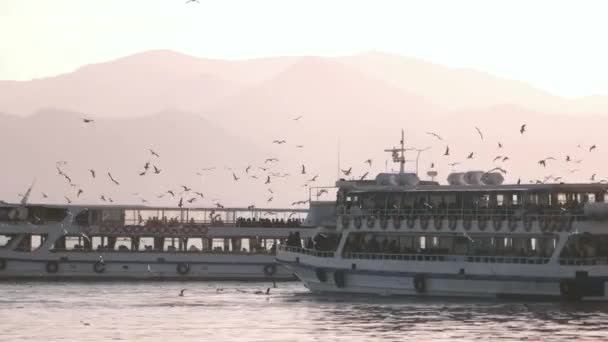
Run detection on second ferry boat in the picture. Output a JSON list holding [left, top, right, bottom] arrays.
[[277, 132, 608, 300], [0, 204, 313, 281]]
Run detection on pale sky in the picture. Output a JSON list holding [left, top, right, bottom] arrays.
[[1, 0, 607, 98]]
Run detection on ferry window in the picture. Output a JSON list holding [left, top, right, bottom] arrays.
[[16, 234, 47, 252], [61, 236, 89, 251], [419, 236, 426, 250], [512, 194, 519, 206], [478, 195, 490, 208], [588, 194, 596, 203], [0, 234, 14, 247], [558, 193, 567, 205], [101, 209, 124, 223], [497, 194, 504, 206]]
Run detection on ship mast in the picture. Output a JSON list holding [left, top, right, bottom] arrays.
[[384, 130, 407, 174]]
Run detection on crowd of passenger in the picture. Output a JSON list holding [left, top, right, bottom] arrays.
[[341, 234, 556, 258], [143, 216, 217, 227], [236, 217, 302, 228], [342, 196, 593, 220]]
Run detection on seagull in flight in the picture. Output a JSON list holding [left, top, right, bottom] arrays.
[[308, 175, 319, 182], [293, 115, 303, 121], [89, 169, 96, 178], [179, 289, 187, 297], [364, 159, 372, 167], [538, 157, 555, 167], [589, 145, 597, 152], [474, 126, 484, 140], [185, 0, 199, 3], [341, 167, 352, 176], [264, 158, 279, 163], [77, 189, 84, 197], [265, 176, 271, 184], [498, 142, 503, 148], [245, 165, 251, 174], [153, 166, 161, 174], [467, 152, 474, 159], [65, 196, 72, 204], [301, 165, 306, 174], [359, 172, 369, 181], [194, 191, 204, 199], [486, 167, 507, 175], [425, 132, 443, 140], [181, 185, 191, 192], [149, 149, 160, 157], [520, 124, 527, 134], [444, 146, 450, 156], [108, 172, 120, 185], [83, 118, 94, 123], [272, 140, 286, 144], [232, 173, 239, 181]]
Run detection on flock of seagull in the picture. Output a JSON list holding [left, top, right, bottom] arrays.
[[424, 123, 604, 185], [17, 115, 606, 210], [43, 115, 334, 209]]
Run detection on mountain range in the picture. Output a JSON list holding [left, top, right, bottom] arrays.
[[0, 50, 607, 207]]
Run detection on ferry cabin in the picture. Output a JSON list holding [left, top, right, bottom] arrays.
[[278, 176, 608, 300], [0, 204, 311, 280]]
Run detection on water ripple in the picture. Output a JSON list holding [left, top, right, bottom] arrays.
[[1, 281, 608, 341]]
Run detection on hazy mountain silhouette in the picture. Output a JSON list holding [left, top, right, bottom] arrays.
[[1, 51, 608, 207], [3, 49, 608, 118], [0, 50, 299, 118]]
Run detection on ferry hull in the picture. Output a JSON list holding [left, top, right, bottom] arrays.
[[277, 254, 608, 301], [0, 255, 294, 281]]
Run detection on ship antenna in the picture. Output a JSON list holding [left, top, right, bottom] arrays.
[[337, 137, 341, 180], [383, 129, 407, 174]]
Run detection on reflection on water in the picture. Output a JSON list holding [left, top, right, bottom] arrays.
[[1, 281, 608, 341]]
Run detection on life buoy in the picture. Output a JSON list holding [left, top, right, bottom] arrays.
[[393, 216, 402, 230], [354, 217, 362, 230], [316, 268, 327, 282], [463, 216, 472, 231], [176, 263, 190, 275], [46, 261, 59, 274], [0, 258, 6, 271], [477, 217, 488, 231], [433, 216, 444, 230], [341, 215, 350, 229], [406, 216, 416, 229], [566, 216, 574, 232], [420, 216, 430, 230], [508, 217, 518, 232], [380, 217, 388, 230], [493, 217, 503, 231], [263, 264, 277, 276], [413, 274, 426, 293], [93, 261, 106, 274], [448, 216, 457, 231], [559, 279, 580, 301], [523, 215, 533, 232], [539, 217, 550, 233], [366, 216, 375, 229], [550, 217, 559, 232], [334, 270, 346, 288]]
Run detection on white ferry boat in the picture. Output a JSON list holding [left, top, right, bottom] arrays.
[[277, 134, 608, 300], [0, 203, 313, 281]]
